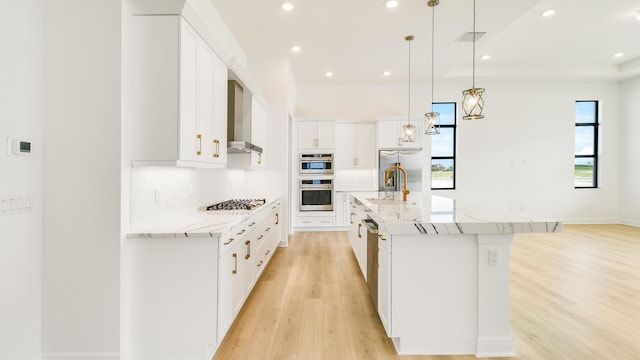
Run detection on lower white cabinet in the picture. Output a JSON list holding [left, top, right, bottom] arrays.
[[217, 201, 282, 345], [335, 191, 349, 227], [348, 195, 367, 280], [377, 229, 391, 336]]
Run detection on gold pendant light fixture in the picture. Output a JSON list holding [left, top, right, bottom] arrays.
[[425, 0, 440, 135], [402, 35, 416, 143], [461, 0, 485, 120]]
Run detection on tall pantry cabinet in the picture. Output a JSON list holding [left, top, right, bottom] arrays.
[[131, 15, 227, 167]]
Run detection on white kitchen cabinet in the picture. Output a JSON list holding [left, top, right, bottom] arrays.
[[217, 224, 250, 341], [131, 15, 227, 167], [217, 200, 282, 344], [228, 96, 268, 169], [377, 229, 391, 337], [297, 120, 335, 149], [348, 195, 367, 279], [335, 191, 349, 227], [335, 122, 376, 169], [377, 120, 422, 149]]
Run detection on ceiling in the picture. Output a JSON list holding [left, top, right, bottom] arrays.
[[209, 0, 640, 87]]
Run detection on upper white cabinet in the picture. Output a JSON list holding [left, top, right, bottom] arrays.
[[377, 120, 422, 149], [297, 120, 335, 150], [228, 95, 267, 169], [131, 15, 227, 167], [335, 122, 376, 169], [251, 97, 267, 168]]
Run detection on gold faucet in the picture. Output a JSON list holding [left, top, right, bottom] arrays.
[[384, 165, 410, 202]]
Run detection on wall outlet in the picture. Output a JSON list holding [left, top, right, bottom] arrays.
[[489, 249, 499, 266], [154, 189, 163, 204]]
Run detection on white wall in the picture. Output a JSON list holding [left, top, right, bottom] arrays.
[[0, 0, 43, 359], [297, 79, 621, 223], [42, 1, 121, 358], [619, 76, 640, 226]]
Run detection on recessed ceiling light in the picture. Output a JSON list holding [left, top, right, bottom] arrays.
[[325, 72, 333, 77], [385, 0, 399, 8], [481, 55, 490, 60], [541, 9, 555, 17], [281, 1, 294, 11], [291, 46, 301, 53], [382, 71, 391, 76], [613, 52, 625, 58]]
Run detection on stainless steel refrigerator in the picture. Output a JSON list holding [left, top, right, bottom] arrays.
[[378, 149, 422, 192]]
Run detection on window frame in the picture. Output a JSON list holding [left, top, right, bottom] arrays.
[[430, 102, 457, 190], [574, 100, 599, 189]]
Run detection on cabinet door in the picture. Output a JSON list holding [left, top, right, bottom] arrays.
[[335, 192, 348, 226], [251, 97, 267, 168], [218, 247, 236, 340], [335, 123, 356, 169], [211, 54, 228, 163], [355, 123, 376, 168], [378, 239, 391, 336], [179, 20, 199, 162], [297, 122, 317, 149], [377, 120, 421, 149], [316, 121, 336, 148], [196, 38, 215, 162]]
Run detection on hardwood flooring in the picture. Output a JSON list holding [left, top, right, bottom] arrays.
[[213, 225, 640, 360]]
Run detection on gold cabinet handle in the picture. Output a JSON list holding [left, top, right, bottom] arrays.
[[213, 139, 220, 158], [232, 253, 237, 274], [275, 213, 279, 225], [197, 134, 202, 155], [378, 234, 387, 241], [237, 229, 245, 236], [258, 152, 262, 164], [249, 221, 256, 227], [350, 213, 354, 224], [245, 240, 251, 259], [257, 235, 264, 240], [257, 260, 264, 267], [224, 237, 234, 245], [358, 223, 362, 238], [265, 227, 270, 232]]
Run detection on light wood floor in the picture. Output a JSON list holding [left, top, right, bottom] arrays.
[[213, 224, 640, 360]]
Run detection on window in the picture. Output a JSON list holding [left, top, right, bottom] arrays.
[[431, 102, 456, 189], [574, 101, 598, 188]]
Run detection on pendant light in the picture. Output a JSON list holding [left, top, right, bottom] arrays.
[[402, 35, 416, 143], [425, 0, 440, 135], [461, 0, 485, 120]]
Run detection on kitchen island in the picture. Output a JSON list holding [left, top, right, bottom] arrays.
[[348, 191, 561, 357]]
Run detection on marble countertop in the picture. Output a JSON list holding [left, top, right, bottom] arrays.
[[127, 198, 281, 238], [350, 192, 561, 235]]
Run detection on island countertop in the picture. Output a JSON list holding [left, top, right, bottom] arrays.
[[349, 191, 561, 235]]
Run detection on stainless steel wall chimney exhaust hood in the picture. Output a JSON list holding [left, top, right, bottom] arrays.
[[227, 80, 263, 154]]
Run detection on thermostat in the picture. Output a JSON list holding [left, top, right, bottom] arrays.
[[7, 137, 32, 156]]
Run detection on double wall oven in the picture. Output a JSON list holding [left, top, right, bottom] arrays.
[[299, 153, 334, 211]]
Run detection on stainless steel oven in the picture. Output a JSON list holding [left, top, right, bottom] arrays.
[[299, 179, 333, 211], [299, 153, 333, 175]]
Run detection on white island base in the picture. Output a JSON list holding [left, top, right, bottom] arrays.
[[348, 192, 561, 357], [388, 233, 514, 357]]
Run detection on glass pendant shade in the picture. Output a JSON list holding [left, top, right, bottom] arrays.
[[425, 112, 440, 135], [462, 87, 485, 120], [402, 123, 416, 142]]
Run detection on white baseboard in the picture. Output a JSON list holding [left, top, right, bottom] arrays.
[[41, 353, 119, 360], [619, 217, 640, 228], [476, 337, 516, 357]]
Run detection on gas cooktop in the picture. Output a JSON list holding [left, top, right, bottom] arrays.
[[206, 199, 266, 211]]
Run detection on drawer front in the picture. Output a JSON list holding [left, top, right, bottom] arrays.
[[296, 216, 335, 227]]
